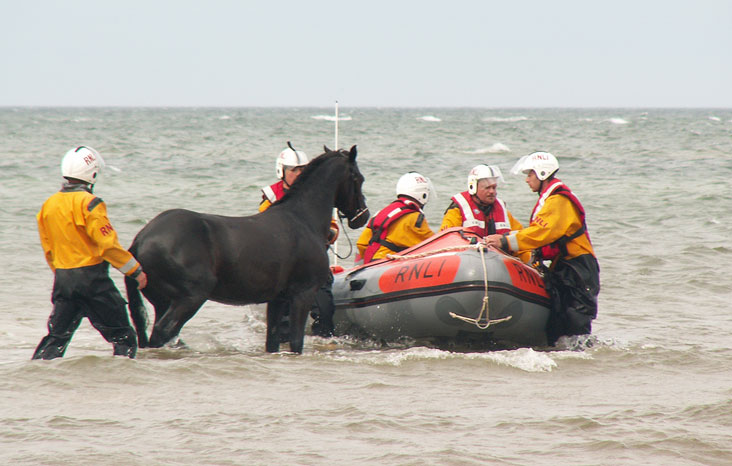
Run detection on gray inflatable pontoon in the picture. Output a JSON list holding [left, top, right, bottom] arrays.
[[333, 228, 551, 348]]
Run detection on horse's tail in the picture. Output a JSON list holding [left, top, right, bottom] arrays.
[[125, 274, 150, 348]]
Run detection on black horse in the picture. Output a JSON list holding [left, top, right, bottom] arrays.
[[124, 146, 369, 354]]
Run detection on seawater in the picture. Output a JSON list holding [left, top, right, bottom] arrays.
[[1, 108, 731, 465]]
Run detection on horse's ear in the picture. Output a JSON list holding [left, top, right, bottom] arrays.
[[349, 145, 358, 161], [324, 145, 331, 153]]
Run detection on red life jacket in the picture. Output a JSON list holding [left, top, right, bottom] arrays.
[[261, 180, 286, 204], [531, 179, 590, 261], [362, 198, 422, 264], [451, 191, 512, 236]]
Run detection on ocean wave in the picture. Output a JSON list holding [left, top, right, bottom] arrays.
[[463, 143, 511, 154], [327, 346, 563, 372], [311, 115, 352, 121], [482, 116, 529, 122], [418, 115, 441, 122], [607, 117, 630, 125], [707, 116, 721, 122]]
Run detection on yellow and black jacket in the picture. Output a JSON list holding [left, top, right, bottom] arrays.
[[37, 184, 141, 276], [505, 179, 595, 263]]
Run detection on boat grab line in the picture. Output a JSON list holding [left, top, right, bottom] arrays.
[[387, 243, 513, 330]]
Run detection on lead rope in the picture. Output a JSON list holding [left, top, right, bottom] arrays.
[[386, 242, 512, 329]]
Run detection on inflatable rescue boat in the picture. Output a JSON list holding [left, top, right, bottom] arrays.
[[332, 228, 551, 348]]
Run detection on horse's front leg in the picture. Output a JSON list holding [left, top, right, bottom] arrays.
[[265, 298, 288, 353], [288, 288, 318, 354]]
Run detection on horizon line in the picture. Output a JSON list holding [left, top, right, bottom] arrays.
[[2, 105, 731, 110]]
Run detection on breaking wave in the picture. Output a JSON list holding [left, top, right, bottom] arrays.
[[463, 143, 511, 154]]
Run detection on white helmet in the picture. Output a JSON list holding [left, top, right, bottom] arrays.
[[61, 146, 105, 184], [467, 164, 504, 195], [275, 143, 309, 179], [510, 151, 559, 181], [396, 172, 432, 206]]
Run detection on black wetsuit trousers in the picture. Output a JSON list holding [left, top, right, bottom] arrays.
[[310, 271, 335, 337], [32, 262, 137, 360], [545, 254, 601, 346]]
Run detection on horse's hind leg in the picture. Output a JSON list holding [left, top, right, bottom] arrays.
[[136, 290, 170, 348], [148, 296, 207, 348]]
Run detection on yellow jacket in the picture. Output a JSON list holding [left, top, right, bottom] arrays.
[[37, 187, 141, 275], [357, 210, 434, 261], [505, 194, 595, 261], [259, 197, 340, 243]]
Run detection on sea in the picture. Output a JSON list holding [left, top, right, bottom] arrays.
[[1, 107, 731, 465]]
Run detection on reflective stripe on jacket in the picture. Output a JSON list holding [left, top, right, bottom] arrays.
[[440, 191, 521, 236], [258, 181, 286, 212]]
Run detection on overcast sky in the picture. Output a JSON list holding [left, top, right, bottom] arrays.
[[2, 0, 730, 107]]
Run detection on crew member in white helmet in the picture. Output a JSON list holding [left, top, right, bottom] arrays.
[[357, 172, 435, 263], [484, 151, 600, 345], [258, 142, 339, 337], [441, 164, 525, 253], [33, 146, 147, 360]]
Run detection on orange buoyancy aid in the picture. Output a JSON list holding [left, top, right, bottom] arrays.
[[452, 191, 512, 236], [531, 179, 591, 261], [362, 198, 423, 264], [261, 180, 286, 204]]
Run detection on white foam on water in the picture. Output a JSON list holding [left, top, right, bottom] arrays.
[[328, 346, 563, 372], [463, 142, 511, 154], [708, 116, 721, 122], [482, 116, 529, 122], [311, 115, 352, 121], [607, 117, 629, 125], [418, 115, 441, 122]]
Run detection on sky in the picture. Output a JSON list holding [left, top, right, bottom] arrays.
[[2, 0, 731, 108]]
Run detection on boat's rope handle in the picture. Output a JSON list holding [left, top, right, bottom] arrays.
[[386, 242, 512, 330], [384, 243, 483, 260]]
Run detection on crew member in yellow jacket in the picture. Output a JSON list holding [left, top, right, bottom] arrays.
[[357, 172, 434, 263], [485, 151, 600, 345], [34, 146, 147, 360], [440, 164, 528, 262], [258, 143, 338, 337]]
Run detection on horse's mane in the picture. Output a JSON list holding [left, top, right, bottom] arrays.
[[277, 149, 347, 204]]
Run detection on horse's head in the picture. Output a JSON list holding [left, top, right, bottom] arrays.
[[326, 145, 370, 229]]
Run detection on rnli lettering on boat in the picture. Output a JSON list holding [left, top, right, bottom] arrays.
[[379, 256, 461, 293], [502, 258, 548, 297]]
